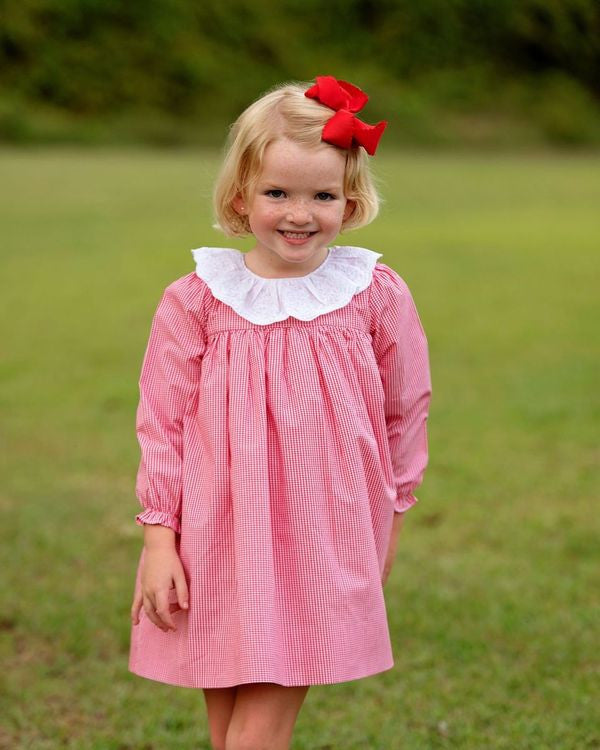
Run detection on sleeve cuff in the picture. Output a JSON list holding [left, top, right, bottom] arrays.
[[393, 492, 419, 514], [135, 509, 181, 533]]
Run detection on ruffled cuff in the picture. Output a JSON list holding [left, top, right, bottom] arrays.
[[135, 509, 181, 533], [393, 492, 419, 514]]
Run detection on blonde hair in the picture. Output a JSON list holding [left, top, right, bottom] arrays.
[[212, 80, 383, 237]]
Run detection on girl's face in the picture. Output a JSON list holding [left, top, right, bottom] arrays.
[[233, 138, 356, 276]]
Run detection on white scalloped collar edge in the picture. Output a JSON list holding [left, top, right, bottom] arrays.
[[190, 245, 382, 325]]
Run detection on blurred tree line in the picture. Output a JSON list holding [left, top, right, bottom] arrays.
[[1, 0, 599, 146]]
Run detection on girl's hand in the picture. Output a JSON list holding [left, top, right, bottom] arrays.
[[382, 511, 405, 586], [381, 563, 392, 587], [130, 526, 189, 632]]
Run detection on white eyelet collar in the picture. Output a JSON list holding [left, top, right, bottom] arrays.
[[190, 245, 382, 325]]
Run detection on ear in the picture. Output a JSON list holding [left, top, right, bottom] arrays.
[[343, 199, 357, 222], [232, 193, 246, 216]]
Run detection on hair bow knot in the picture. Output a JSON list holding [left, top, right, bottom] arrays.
[[305, 75, 387, 155]]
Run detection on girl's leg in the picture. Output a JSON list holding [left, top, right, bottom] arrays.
[[225, 682, 310, 750], [203, 686, 238, 750]]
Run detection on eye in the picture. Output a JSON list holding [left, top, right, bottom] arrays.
[[315, 192, 336, 201], [265, 189, 286, 198]]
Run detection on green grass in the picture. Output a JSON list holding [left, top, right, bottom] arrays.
[[1, 146, 599, 749]]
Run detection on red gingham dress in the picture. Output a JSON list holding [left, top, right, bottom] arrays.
[[128, 245, 432, 688]]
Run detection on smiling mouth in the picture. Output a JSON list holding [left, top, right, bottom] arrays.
[[278, 230, 317, 239]]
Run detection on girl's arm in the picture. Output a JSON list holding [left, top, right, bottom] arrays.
[[134, 279, 207, 533], [370, 264, 432, 515], [131, 279, 206, 630], [370, 265, 431, 585]]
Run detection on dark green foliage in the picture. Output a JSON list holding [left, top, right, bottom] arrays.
[[0, 0, 598, 145], [506, 0, 600, 91]]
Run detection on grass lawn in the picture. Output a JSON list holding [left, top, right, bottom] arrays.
[[0, 146, 598, 749]]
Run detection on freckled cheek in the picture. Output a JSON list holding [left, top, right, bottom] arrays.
[[320, 207, 345, 229], [249, 208, 278, 230], [260, 208, 281, 225]]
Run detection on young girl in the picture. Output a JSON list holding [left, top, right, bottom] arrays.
[[129, 75, 432, 750]]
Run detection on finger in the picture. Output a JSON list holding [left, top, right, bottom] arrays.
[[143, 594, 170, 632], [131, 590, 143, 625], [154, 589, 177, 632], [174, 576, 189, 612]]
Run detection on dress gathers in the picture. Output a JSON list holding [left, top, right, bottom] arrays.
[[129, 244, 432, 688]]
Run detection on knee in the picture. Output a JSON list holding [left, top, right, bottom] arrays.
[[210, 736, 228, 750], [225, 741, 266, 750], [225, 730, 285, 750], [209, 726, 229, 750], [225, 740, 266, 750]]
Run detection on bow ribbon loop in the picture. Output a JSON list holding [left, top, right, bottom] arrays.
[[305, 75, 387, 155], [305, 75, 368, 113]]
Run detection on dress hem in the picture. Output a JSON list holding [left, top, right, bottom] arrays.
[[127, 660, 395, 689]]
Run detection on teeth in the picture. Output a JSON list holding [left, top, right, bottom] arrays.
[[282, 231, 312, 239]]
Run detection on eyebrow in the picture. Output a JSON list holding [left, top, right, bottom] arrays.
[[260, 183, 342, 191]]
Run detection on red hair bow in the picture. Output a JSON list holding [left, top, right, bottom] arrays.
[[305, 75, 387, 156]]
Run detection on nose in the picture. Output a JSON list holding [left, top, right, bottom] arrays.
[[286, 200, 312, 225]]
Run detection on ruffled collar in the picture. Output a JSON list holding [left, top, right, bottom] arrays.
[[190, 245, 382, 325]]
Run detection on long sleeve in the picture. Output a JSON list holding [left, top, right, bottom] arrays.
[[369, 264, 432, 514], [134, 278, 207, 532]]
